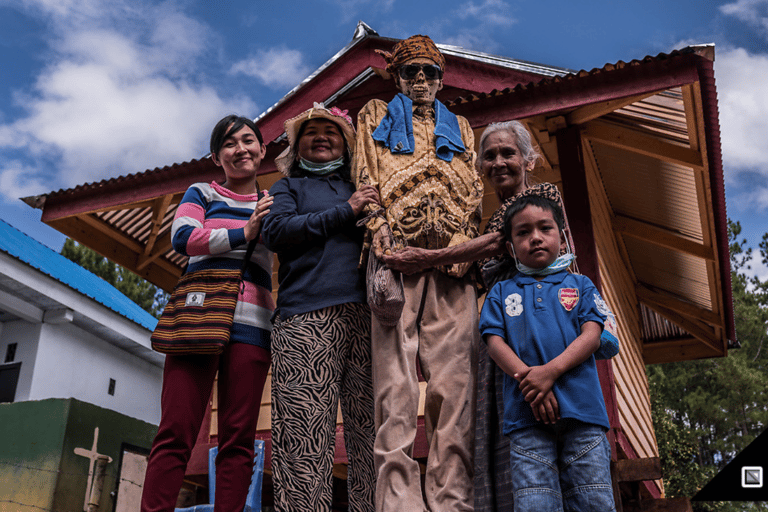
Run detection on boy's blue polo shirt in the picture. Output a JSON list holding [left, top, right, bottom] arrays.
[[479, 270, 611, 435]]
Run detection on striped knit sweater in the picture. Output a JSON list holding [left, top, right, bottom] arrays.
[[171, 181, 274, 350]]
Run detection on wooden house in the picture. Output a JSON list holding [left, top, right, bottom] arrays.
[[23, 22, 732, 510]]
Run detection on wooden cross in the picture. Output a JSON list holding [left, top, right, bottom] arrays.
[[74, 427, 113, 511]]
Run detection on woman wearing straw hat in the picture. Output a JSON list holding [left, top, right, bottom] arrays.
[[262, 103, 379, 512]]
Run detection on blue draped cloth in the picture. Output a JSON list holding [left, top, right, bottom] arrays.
[[372, 93, 465, 162]]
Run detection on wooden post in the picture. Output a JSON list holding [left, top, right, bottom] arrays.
[[556, 126, 600, 287], [556, 125, 621, 447], [86, 455, 110, 511]]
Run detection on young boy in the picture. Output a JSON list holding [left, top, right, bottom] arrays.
[[478, 193, 616, 512]]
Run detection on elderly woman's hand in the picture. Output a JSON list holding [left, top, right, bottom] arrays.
[[381, 246, 434, 275], [244, 192, 274, 241], [348, 185, 380, 215]]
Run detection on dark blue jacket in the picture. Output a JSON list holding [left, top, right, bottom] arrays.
[[262, 172, 367, 319]]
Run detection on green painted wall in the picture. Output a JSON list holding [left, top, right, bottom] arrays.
[[0, 398, 69, 511], [0, 398, 157, 512], [56, 399, 158, 511]]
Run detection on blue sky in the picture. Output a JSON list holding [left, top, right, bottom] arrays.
[[1, 0, 767, 278]]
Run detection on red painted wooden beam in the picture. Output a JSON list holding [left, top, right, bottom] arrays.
[[451, 53, 703, 128]]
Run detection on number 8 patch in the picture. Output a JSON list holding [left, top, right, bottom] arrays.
[[505, 293, 523, 317]]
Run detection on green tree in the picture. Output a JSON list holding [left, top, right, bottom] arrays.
[[648, 220, 768, 511], [651, 395, 719, 510], [61, 238, 168, 318]]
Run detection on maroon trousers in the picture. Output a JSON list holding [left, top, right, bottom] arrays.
[[140, 343, 270, 512]]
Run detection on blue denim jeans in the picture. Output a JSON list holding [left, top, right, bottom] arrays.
[[508, 419, 615, 512]]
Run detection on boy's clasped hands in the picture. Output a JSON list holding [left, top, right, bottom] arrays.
[[515, 365, 560, 424]]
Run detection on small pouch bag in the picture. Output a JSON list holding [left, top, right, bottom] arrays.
[[150, 266, 245, 355], [366, 246, 405, 327], [152, 192, 262, 355]]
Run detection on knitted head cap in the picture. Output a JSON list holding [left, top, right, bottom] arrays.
[[375, 35, 445, 75]]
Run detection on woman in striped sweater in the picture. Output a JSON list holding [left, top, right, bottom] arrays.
[[141, 115, 274, 512]]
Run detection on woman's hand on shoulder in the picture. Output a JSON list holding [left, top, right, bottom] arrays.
[[244, 192, 274, 241], [348, 185, 380, 216]]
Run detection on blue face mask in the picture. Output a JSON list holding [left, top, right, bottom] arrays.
[[298, 156, 345, 175], [508, 226, 576, 276], [515, 252, 576, 276]]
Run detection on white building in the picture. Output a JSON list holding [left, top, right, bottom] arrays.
[[0, 218, 162, 424]]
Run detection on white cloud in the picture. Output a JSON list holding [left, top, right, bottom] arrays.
[[9, 0, 147, 33], [0, 160, 52, 200], [322, 0, 395, 22], [742, 256, 768, 283], [146, 3, 213, 75], [8, 54, 255, 182], [0, 0, 257, 199], [230, 47, 312, 89], [720, 0, 768, 33], [714, 47, 768, 172], [9, 0, 104, 22], [408, 0, 515, 54], [456, 0, 518, 27], [440, 30, 502, 53]]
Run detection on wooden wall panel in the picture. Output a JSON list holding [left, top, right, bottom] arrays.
[[209, 373, 273, 437], [584, 139, 661, 494]]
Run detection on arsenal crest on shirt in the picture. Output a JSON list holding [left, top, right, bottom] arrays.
[[559, 288, 579, 311]]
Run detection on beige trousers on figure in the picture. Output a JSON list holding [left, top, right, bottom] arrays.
[[372, 270, 478, 512]]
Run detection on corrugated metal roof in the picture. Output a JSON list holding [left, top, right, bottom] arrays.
[[96, 202, 186, 267], [590, 140, 703, 241], [440, 43, 732, 357], [23, 156, 213, 211], [438, 44, 573, 77], [254, 21, 572, 125], [0, 218, 157, 331], [445, 46, 709, 111], [640, 303, 689, 341], [254, 21, 380, 124], [624, 238, 712, 309], [23, 22, 576, 208]]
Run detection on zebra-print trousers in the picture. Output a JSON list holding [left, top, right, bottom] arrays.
[[271, 302, 376, 512]]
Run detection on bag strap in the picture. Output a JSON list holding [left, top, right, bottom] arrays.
[[241, 238, 258, 274], [240, 188, 263, 276]]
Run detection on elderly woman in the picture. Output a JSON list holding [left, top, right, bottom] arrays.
[[382, 121, 571, 511], [381, 121, 539, 278], [262, 103, 379, 512]]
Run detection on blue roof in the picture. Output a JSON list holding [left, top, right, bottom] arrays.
[[0, 219, 158, 331]]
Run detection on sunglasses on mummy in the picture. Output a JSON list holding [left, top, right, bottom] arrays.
[[398, 64, 443, 80]]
